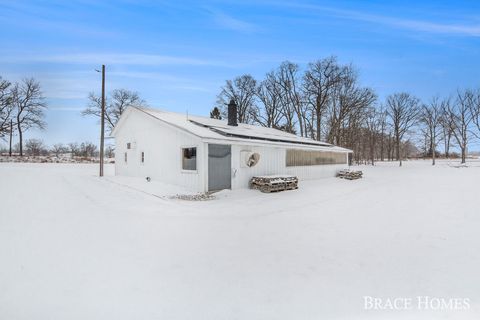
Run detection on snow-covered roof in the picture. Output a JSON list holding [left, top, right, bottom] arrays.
[[115, 107, 352, 152]]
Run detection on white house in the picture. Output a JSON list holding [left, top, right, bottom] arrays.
[[112, 101, 352, 193]]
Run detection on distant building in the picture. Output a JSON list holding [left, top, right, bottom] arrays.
[[112, 101, 351, 192]]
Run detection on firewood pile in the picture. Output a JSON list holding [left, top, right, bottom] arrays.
[[250, 175, 298, 193], [337, 169, 363, 180]]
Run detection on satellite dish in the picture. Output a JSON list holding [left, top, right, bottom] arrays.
[[246, 152, 260, 167]]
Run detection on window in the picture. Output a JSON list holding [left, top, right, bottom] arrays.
[[182, 147, 197, 170], [124, 152, 128, 163], [127, 143, 131, 149], [286, 149, 346, 166], [141, 152, 145, 163]]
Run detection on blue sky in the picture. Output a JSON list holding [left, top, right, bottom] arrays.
[[0, 0, 479, 146]]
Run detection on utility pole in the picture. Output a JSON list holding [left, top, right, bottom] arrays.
[[9, 119, 13, 156], [99, 64, 106, 177]]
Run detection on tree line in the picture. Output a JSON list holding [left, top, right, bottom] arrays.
[[0, 139, 115, 159], [212, 57, 480, 165]]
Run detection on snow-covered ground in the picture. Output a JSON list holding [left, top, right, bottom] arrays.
[[1, 160, 479, 319]]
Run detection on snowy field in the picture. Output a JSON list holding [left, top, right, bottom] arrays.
[[1, 160, 480, 320]]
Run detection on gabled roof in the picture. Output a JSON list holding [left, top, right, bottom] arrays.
[[113, 107, 352, 152]]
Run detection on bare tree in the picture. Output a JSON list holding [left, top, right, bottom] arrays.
[[105, 145, 115, 158], [25, 138, 46, 157], [386, 93, 420, 166], [469, 88, 480, 139], [79, 142, 98, 158], [216, 74, 257, 124], [447, 90, 474, 164], [0, 77, 14, 139], [419, 97, 443, 165], [83, 89, 146, 132], [51, 143, 67, 157], [216, 58, 377, 147], [326, 66, 376, 147], [377, 106, 388, 161], [303, 57, 342, 141], [364, 107, 383, 165], [11, 78, 47, 156], [68, 142, 80, 158], [385, 131, 395, 161], [276, 61, 308, 136], [254, 71, 284, 128], [439, 98, 454, 158]]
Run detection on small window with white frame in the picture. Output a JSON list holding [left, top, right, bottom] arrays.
[[182, 147, 197, 171], [141, 151, 145, 163], [127, 142, 131, 149], [124, 152, 127, 163]]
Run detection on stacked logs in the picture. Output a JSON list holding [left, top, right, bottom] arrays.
[[250, 175, 299, 193], [337, 169, 363, 180]]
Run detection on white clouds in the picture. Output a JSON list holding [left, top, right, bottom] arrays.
[[0, 2, 117, 38], [107, 71, 215, 92], [343, 9, 480, 37], [397, 19, 480, 37], [214, 12, 257, 33], [206, 8, 259, 33], [280, 2, 480, 37], [2, 53, 227, 67], [0, 68, 216, 103]]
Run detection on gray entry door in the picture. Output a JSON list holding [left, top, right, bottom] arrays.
[[208, 144, 231, 191]]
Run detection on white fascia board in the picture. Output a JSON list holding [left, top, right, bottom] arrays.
[[201, 137, 352, 152]]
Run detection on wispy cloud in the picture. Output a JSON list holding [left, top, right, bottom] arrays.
[[348, 11, 480, 37], [207, 9, 259, 33], [0, 1, 117, 38], [280, 2, 480, 37], [1, 53, 229, 67], [0, 69, 216, 102], [108, 71, 215, 92]]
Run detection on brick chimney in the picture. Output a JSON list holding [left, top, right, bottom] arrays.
[[227, 99, 238, 126]]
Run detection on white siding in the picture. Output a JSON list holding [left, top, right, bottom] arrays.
[[115, 110, 206, 192], [230, 144, 348, 190]]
